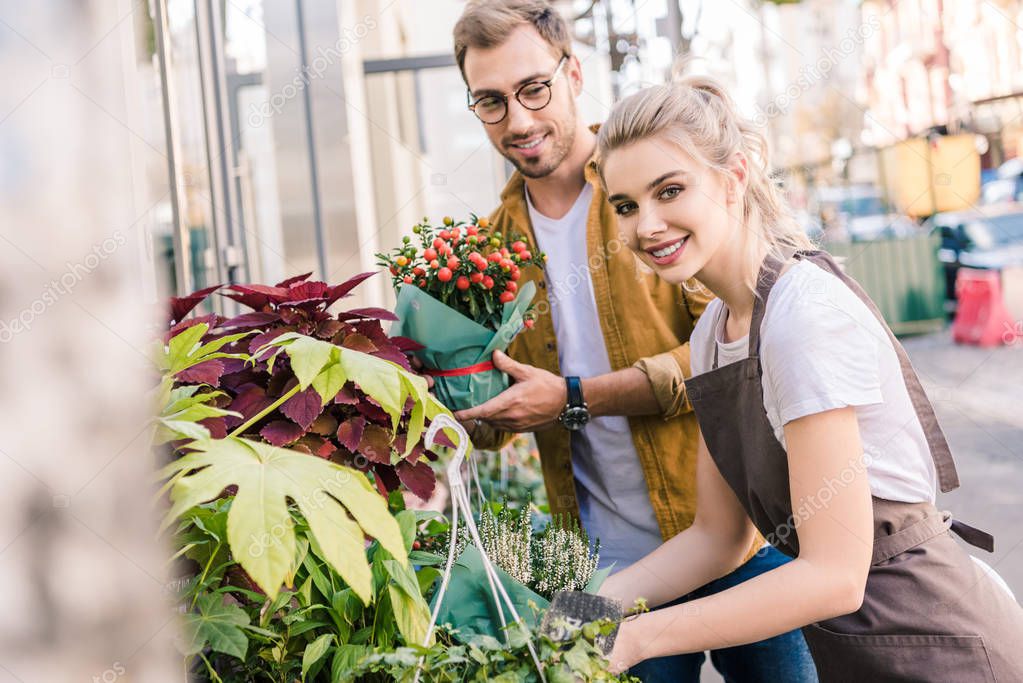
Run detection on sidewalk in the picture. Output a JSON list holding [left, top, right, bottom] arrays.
[[904, 330, 1023, 596]]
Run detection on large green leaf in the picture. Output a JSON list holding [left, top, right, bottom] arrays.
[[181, 593, 250, 660], [159, 436, 406, 603]]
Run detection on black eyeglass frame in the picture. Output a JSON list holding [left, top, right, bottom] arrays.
[[466, 55, 569, 125]]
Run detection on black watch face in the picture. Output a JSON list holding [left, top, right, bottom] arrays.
[[561, 406, 590, 431]]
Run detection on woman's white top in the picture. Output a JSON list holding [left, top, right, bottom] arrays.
[[689, 260, 938, 503]]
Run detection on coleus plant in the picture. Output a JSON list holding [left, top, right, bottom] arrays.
[[164, 271, 451, 502]]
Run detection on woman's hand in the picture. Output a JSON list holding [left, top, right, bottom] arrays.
[[606, 619, 642, 674]]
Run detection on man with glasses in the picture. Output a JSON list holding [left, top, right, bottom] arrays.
[[450, 2, 816, 681]]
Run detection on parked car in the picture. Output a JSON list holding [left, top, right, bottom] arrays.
[[925, 203, 1023, 310], [813, 184, 919, 242]]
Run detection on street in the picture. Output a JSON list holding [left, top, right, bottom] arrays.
[[907, 331, 1023, 596]]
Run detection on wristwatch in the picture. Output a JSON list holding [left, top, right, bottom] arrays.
[[558, 376, 590, 431]]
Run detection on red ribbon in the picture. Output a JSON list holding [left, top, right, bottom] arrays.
[[422, 360, 496, 377]]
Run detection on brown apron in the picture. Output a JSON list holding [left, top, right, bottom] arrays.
[[684, 250, 1023, 681]]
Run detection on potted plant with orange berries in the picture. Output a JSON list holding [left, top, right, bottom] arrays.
[[376, 215, 543, 411]]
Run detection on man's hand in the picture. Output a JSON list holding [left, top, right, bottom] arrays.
[[453, 350, 567, 432], [408, 355, 434, 389]]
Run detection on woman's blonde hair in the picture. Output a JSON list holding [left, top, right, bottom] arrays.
[[596, 72, 813, 291]]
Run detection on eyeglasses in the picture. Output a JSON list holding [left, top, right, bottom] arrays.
[[467, 56, 568, 125]]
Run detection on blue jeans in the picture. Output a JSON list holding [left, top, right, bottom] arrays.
[[627, 545, 818, 682]]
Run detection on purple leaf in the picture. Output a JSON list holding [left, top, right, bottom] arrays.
[[285, 281, 329, 302], [225, 385, 273, 429], [371, 347, 412, 370], [275, 272, 314, 288], [220, 311, 281, 329], [315, 319, 344, 339], [175, 359, 225, 387], [355, 399, 390, 424], [395, 460, 436, 501], [341, 333, 377, 353], [199, 417, 228, 440], [428, 424, 457, 449], [333, 383, 359, 405], [166, 313, 219, 343], [326, 271, 377, 305], [309, 413, 339, 436], [390, 336, 425, 352], [337, 307, 399, 322], [373, 463, 402, 494], [281, 386, 323, 430], [260, 420, 304, 446], [169, 285, 221, 324], [336, 416, 366, 451], [357, 424, 393, 464]]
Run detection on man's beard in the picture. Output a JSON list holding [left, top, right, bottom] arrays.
[[505, 117, 577, 179]]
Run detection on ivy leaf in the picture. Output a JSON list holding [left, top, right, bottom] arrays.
[[180, 593, 250, 660], [159, 436, 406, 603]]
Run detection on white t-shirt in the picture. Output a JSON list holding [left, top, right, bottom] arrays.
[[526, 184, 663, 570], [689, 260, 938, 503]]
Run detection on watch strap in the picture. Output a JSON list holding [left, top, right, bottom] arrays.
[[565, 376, 584, 407]]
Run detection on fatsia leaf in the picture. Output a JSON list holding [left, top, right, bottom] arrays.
[[158, 436, 405, 603], [180, 592, 249, 659], [280, 334, 334, 389], [310, 361, 347, 407]]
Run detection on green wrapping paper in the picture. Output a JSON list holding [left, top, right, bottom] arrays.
[[390, 281, 537, 412], [429, 545, 614, 642]]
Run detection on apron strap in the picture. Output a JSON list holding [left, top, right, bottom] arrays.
[[792, 251, 961, 494], [873, 509, 995, 564], [713, 253, 786, 371]]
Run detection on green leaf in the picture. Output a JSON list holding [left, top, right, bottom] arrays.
[[311, 361, 347, 406], [284, 335, 335, 389], [383, 558, 421, 599], [331, 644, 370, 681], [181, 593, 250, 660], [387, 583, 432, 647], [159, 436, 406, 603], [563, 641, 594, 676], [301, 633, 334, 681]]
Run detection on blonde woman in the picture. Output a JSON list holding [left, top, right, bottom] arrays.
[[595, 75, 1023, 680]]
